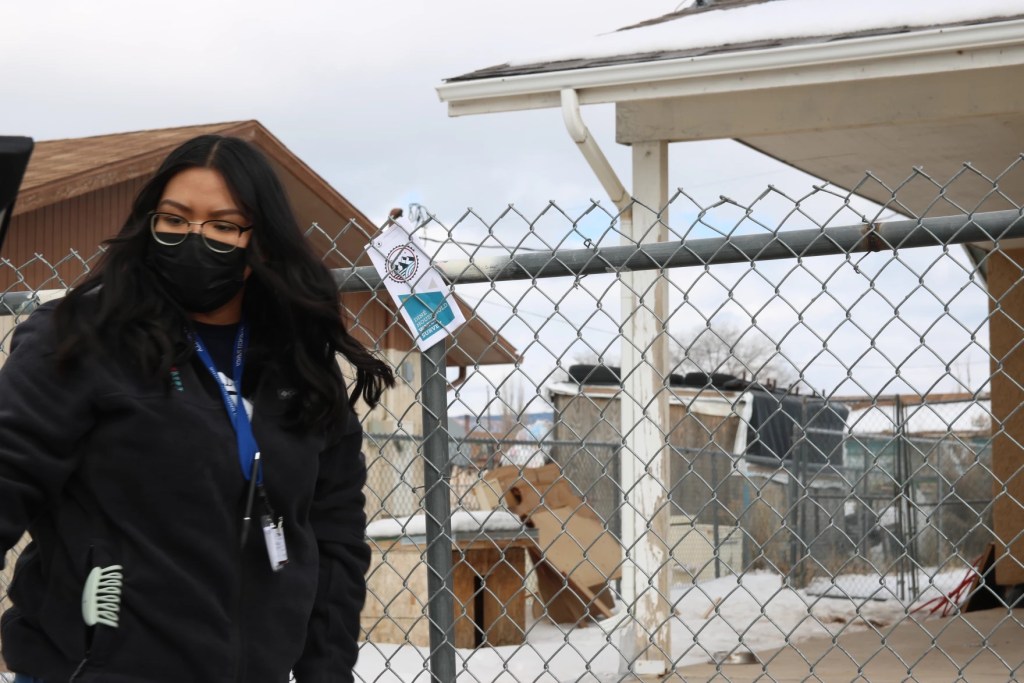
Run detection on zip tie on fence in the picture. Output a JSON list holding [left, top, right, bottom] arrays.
[[861, 222, 885, 252]]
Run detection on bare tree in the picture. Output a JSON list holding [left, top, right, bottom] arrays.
[[670, 322, 796, 387], [496, 377, 527, 434], [569, 347, 618, 366]]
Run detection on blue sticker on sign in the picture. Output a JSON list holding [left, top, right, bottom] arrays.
[[398, 292, 456, 340]]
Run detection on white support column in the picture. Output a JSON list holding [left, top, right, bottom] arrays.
[[620, 140, 671, 675]]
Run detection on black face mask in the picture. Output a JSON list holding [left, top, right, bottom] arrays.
[[148, 234, 248, 313]]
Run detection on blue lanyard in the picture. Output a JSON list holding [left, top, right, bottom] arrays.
[[189, 323, 262, 483]]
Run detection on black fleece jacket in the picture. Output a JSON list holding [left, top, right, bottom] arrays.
[[0, 302, 370, 682]]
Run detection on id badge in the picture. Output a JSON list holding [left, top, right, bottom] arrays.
[[262, 515, 289, 571]]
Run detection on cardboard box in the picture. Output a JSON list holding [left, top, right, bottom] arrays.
[[476, 463, 622, 623], [473, 465, 515, 510], [480, 463, 598, 520], [530, 554, 613, 625], [529, 507, 622, 586]]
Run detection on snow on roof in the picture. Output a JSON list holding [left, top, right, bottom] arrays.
[[450, 0, 1024, 81], [848, 400, 993, 436]]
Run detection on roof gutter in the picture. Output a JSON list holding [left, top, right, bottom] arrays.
[[437, 18, 1024, 116], [560, 89, 631, 214]]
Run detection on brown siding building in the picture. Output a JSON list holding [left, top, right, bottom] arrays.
[[1, 120, 521, 531]]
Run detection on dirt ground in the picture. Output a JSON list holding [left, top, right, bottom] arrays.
[[666, 607, 1023, 683]]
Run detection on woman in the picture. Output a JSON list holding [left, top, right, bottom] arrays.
[[0, 135, 393, 682]]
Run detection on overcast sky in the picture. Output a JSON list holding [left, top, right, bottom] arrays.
[[1, 1, 832, 220], [2, 1, 992, 421]]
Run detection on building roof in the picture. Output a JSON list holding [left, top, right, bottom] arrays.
[[17, 122, 241, 211], [438, 4, 1024, 230], [17, 121, 374, 262], [446, 0, 1024, 82]]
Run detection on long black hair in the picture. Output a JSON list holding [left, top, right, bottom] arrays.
[[55, 135, 393, 427]]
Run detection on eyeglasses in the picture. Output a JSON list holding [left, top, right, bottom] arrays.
[[149, 212, 253, 254]]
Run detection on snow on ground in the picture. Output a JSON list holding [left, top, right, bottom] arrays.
[[355, 567, 975, 682]]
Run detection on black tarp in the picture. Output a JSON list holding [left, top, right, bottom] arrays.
[[745, 389, 849, 466]]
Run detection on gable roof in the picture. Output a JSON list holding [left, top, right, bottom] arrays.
[[18, 122, 247, 214], [17, 121, 375, 260]]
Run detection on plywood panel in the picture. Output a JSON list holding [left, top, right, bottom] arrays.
[[363, 538, 530, 648], [986, 247, 1024, 586]]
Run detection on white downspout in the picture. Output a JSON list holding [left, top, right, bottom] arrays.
[[560, 89, 671, 677], [559, 85, 634, 625], [559, 89, 631, 214]]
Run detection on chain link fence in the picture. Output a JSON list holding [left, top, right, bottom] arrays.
[[3, 160, 1024, 680]]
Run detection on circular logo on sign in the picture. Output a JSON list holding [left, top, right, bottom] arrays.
[[386, 244, 419, 283]]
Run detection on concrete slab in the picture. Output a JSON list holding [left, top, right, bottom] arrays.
[[669, 608, 1024, 682]]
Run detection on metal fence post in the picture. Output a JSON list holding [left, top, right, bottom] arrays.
[[895, 395, 907, 602], [788, 425, 802, 585], [420, 341, 455, 683], [711, 452, 721, 579]]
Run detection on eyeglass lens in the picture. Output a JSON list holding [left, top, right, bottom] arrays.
[[150, 213, 245, 253]]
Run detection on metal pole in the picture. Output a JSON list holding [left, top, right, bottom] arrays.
[[938, 448, 946, 567], [796, 428, 807, 588], [420, 341, 455, 683], [330, 209, 1024, 292], [788, 425, 801, 585], [906, 427, 920, 599], [6, 210, 1024, 316], [894, 396, 907, 602], [711, 452, 721, 579]]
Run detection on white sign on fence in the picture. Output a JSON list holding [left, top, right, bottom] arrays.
[[365, 218, 464, 351]]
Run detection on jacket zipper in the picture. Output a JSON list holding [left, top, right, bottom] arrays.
[[234, 529, 246, 681], [69, 657, 90, 682], [70, 544, 98, 681]]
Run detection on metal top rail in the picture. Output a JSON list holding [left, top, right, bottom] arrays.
[[333, 209, 1023, 291], [2, 210, 1020, 314]]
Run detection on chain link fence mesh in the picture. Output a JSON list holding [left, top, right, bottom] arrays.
[[2, 161, 1023, 681]]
